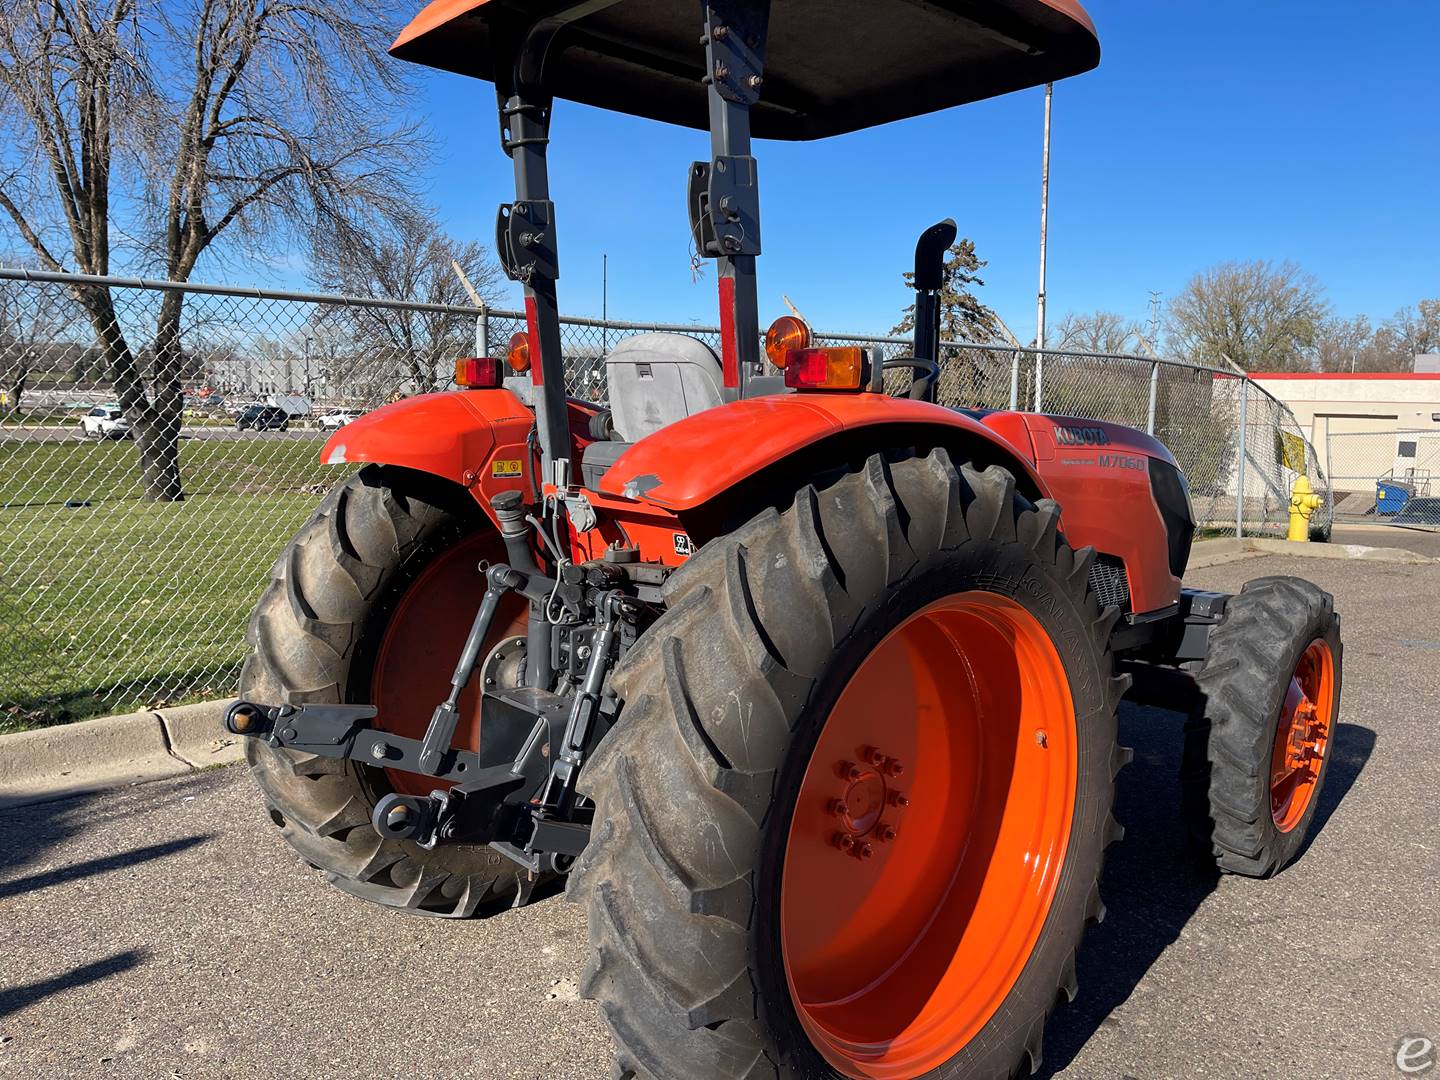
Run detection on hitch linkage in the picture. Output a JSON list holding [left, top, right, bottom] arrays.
[[226, 525, 630, 868]]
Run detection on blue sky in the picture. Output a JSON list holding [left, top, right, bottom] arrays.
[[401, 0, 1437, 339]]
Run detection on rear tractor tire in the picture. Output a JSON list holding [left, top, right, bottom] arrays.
[[570, 450, 1131, 1080], [1182, 576, 1342, 877], [240, 464, 536, 917]]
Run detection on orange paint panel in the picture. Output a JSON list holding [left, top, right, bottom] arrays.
[[598, 394, 1045, 510], [391, 0, 493, 52], [1022, 415, 1181, 613], [568, 488, 690, 569], [321, 390, 534, 523]]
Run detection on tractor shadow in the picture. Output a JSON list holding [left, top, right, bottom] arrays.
[[0, 778, 217, 1018], [1037, 704, 1375, 1077]]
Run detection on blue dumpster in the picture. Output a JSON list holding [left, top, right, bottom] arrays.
[[1376, 479, 1414, 515]]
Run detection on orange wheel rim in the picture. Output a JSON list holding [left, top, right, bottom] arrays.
[[371, 532, 527, 797], [1269, 638, 1336, 833], [780, 592, 1077, 1079]]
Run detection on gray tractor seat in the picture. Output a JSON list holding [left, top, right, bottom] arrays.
[[581, 333, 725, 489], [605, 333, 724, 442]]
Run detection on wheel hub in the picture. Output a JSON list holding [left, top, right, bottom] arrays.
[[1269, 638, 1336, 832], [829, 749, 907, 860], [781, 592, 1077, 1079]]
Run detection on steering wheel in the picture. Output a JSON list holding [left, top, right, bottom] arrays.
[[882, 356, 941, 400]]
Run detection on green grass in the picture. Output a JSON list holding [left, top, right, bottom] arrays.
[[0, 436, 343, 731]]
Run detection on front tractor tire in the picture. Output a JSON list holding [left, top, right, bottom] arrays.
[[240, 464, 532, 917], [1182, 576, 1342, 877], [571, 451, 1130, 1080]]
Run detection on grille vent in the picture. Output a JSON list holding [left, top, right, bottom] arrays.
[[1087, 554, 1132, 613]]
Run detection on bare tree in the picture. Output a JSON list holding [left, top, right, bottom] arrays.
[[1052, 310, 1148, 356], [310, 209, 505, 399], [1166, 260, 1329, 372], [0, 268, 82, 413], [1385, 298, 1440, 365], [1313, 299, 1440, 373], [0, 0, 421, 499]]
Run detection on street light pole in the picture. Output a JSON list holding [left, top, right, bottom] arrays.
[[1034, 82, 1053, 411]]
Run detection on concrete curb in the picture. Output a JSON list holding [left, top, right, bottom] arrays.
[[1246, 537, 1437, 564], [1187, 536, 1438, 570], [1185, 539, 1270, 570], [0, 699, 241, 810]]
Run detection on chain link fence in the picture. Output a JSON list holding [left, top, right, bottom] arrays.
[[1323, 428, 1440, 527], [0, 267, 1328, 726]]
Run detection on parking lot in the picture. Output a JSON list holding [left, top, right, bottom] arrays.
[[1, 553, 1436, 1079]]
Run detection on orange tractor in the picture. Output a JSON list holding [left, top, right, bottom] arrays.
[[227, 2, 1343, 1076]]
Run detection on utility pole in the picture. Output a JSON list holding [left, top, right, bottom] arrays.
[[1034, 82, 1053, 411], [602, 253, 608, 356]]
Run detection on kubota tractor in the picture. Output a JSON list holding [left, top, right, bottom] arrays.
[[226, 2, 1344, 1077]]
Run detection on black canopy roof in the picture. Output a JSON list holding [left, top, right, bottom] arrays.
[[391, 0, 1099, 140]]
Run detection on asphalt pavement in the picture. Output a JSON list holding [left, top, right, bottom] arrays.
[[1, 554, 1436, 1079]]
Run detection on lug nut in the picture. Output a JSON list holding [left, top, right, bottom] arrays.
[[884, 759, 904, 777], [879, 825, 897, 842], [856, 842, 875, 860], [840, 761, 863, 781], [828, 798, 847, 817], [889, 791, 909, 809], [832, 832, 855, 851], [862, 746, 886, 766]]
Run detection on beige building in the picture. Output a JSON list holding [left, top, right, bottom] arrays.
[[1251, 372, 1440, 496]]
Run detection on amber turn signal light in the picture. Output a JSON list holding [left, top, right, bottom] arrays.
[[507, 331, 532, 373], [765, 315, 810, 368], [455, 356, 502, 388], [782, 347, 865, 391]]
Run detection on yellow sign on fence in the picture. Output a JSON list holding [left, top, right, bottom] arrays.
[[1278, 431, 1307, 473]]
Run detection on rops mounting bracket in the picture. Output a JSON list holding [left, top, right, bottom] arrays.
[[497, 199, 560, 284]]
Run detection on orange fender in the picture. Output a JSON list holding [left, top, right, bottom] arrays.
[[597, 394, 1050, 510], [321, 390, 535, 505]]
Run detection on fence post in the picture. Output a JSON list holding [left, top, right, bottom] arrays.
[[1235, 379, 1248, 539], [475, 304, 489, 359], [1033, 350, 1044, 412], [1145, 361, 1159, 435], [1008, 350, 1020, 411]]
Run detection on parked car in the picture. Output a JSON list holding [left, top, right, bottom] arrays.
[[236, 405, 290, 431], [318, 410, 362, 430], [80, 405, 132, 439]]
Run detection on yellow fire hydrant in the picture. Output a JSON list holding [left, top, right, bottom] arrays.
[[1287, 475, 1324, 541]]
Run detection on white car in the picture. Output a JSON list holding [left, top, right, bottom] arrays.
[[80, 405, 132, 439], [318, 410, 362, 430]]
